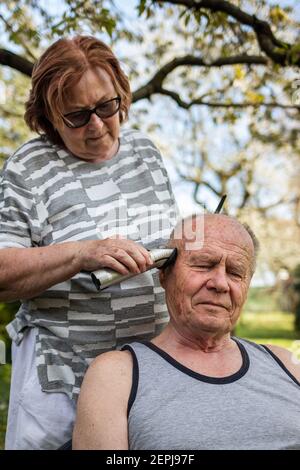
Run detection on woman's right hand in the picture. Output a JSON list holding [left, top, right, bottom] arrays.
[[75, 237, 153, 275], [0, 238, 153, 301]]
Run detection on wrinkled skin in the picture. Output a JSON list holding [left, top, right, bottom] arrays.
[[159, 215, 255, 347], [58, 67, 120, 163]]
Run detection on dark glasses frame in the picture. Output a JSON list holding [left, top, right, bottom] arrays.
[[63, 97, 121, 129]]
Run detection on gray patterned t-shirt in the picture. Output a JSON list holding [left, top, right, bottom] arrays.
[[0, 128, 177, 399]]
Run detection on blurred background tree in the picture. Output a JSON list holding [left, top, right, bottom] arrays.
[[292, 264, 300, 330]]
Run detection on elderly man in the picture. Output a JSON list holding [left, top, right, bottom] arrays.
[[73, 214, 300, 450]]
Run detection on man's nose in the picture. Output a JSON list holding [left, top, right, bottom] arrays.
[[206, 266, 230, 293]]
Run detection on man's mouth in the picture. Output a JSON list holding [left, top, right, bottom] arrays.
[[199, 301, 229, 310]]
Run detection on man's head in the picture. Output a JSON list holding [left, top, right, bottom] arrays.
[[160, 214, 259, 340]]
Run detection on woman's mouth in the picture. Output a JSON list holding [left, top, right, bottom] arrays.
[[87, 134, 106, 142]]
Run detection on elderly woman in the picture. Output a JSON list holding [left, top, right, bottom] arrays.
[[0, 36, 177, 449]]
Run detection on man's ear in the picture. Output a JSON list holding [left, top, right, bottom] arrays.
[[159, 269, 166, 289]]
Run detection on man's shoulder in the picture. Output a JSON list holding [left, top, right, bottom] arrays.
[[88, 350, 133, 378], [80, 350, 133, 406], [265, 344, 300, 383]]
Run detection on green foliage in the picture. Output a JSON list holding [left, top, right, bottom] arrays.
[[295, 303, 300, 332], [244, 287, 280, 313], [269, 5, 291, 26], [288, 43, 300, 65], [0, 302, 19, 364], [49, 3, 117, 37], [0, 68, 33, 164], [236, 311, 299, 347], [0, 364, 11, 450], [0, 302, 18, 449], [192, 9, 210, 26], [293, 264, 300, 284], [292, 264, 300, 331], [137, 0, 147, 17]]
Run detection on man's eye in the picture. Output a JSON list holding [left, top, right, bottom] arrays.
[[229, 271, 243, 279], [193, 265, 211, 270]]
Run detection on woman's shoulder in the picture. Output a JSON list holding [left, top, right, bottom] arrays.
[[4, 136, 58, 172], [121, 128, 163, 164], [12, 136, 54, 159], [121, 127, 156, 148]]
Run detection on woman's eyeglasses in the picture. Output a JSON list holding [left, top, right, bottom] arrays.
[[63, 97, 121, 129]]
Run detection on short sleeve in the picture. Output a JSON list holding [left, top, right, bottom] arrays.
[[151, 142, 179, 214], [0, 157, 41, 249], [143, 134, 179, 219], [125, 129, 179, 217]]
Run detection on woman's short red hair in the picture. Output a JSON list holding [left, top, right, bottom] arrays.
[[24, 36, 131, 145]]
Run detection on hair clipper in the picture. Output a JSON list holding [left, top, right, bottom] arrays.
[[91, 248, 177, 291]]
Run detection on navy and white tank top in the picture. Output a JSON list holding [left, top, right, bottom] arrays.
[[123, 338, 300, 450]]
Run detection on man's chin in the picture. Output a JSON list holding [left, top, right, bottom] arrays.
[[192, 314, 231, 334]]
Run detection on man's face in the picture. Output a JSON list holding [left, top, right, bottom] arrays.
[[160, 216, 254, 338]]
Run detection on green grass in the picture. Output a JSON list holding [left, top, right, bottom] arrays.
[[236, 311, 299, 348], [243, 287, 280, 313]]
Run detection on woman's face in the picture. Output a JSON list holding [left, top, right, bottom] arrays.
[[57, 67, 121, 163]]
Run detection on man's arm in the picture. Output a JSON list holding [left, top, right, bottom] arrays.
[[265, 344, 300, 382], [72, 350, 133, 450]]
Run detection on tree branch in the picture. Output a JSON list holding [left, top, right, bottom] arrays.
[[200, 180, 222, 197], [254, 196, 294, 213], [152, 0, 300, 66], [0, 49, 33, 76], [0, 106, 23, 118], [132, 54, 268, 101], [0, 14, 37, 63], [132, 53, 299, 110], [176, 166, 221, 197], [0, 49, 298, 111], [156, 87, 300, 110]]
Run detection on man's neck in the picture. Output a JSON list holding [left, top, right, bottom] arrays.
[[151, 324, 242, 377], [152, 323, 234, 354]]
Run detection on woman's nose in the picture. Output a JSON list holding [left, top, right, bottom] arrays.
[[87, 112, 104, 129]]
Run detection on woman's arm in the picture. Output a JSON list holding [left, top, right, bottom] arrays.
[[0, 238, 152, 301], [73, 350, 132, 450]]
